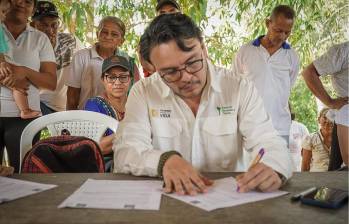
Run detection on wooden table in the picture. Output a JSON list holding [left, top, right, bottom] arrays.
[[0, 172, 347, 224]]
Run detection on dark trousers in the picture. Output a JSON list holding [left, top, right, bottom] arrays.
[[40, 102, 57, 115], [328, 123, 343, 171], [0, 117, 39, 173]]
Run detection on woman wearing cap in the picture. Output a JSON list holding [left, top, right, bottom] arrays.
[[84, 55, 133, 171], [0, 0, 56, 172], [66, 16, 139, 110], [302, 108, 334, 172]]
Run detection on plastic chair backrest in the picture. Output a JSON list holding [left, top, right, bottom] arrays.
[[19, 110, 118, 173]]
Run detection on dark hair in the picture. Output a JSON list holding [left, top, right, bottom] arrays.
[[139, 13, 203, 63], [271, 5, 295, 20]]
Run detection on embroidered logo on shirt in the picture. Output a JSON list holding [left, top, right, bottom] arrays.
[[150, 109, 171, 118], [217, 106, 234, 115], [216, 107, 222, 115], [160, 109, 171, 118], [150, 109, 159, 117]]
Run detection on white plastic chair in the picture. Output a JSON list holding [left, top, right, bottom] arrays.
[[19, 110, 119, 173]]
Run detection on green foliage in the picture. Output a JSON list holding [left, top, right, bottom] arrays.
[[40, 128, 51, 140], [51, 0, 348, 133]]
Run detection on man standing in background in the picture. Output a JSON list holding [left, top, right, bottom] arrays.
[[156, 0, 181, 15], [31, 1, 83, 114], [232, 5, 299, 146]]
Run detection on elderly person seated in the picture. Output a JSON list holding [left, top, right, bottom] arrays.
[[84, 55, 134, 171], [302, 108, 334, 172]]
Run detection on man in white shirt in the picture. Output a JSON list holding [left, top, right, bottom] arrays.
[[302, 42, 348, 167], [31, 1, 83, 114], [113, 14, 292, 195], [232, 5, 299, 145]]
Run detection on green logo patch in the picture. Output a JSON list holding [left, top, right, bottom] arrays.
[[217, 105, 234, 115]]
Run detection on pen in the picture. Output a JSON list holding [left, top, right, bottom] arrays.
[[291, 187, 317, 201], [237, 148, 265, 192], [248, 148, 265, 169]]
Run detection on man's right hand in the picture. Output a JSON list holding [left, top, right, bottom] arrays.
[[162, 155, 213, 196], [328, 97, 349, 110]]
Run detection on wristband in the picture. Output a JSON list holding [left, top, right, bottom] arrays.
[[157, 150, 181, 178]]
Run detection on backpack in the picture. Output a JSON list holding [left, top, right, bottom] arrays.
[[21, 135, 105, 173]]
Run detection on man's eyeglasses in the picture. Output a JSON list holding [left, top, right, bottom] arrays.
[[159, 58, 204, 83], [104, 73, 130, 84]]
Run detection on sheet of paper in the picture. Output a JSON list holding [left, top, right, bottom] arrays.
[[165, 177, 288, 211], [0, 177, 57, 203], [59, 179, 162, 210]]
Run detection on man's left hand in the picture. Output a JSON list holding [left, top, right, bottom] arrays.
[[236, 163, 282, 193]]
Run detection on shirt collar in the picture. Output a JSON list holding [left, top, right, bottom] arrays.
[[90, 44, 103, 60], [2, 23, 35, 37], [252, 35, 291, 49], [160, 58, 221, 99]]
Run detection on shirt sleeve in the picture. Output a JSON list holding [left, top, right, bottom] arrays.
[[237, 78, 293, 179], [231, 47, 245, 76], [39, 34, 56, 63], [65, 50, 85, 88], [113, 81, 163, 176], [302, 135, 313, 151], [289, 49, 299, 87], [0, 26, 9, 54], [313, 44, 347, 76], [84, 98, 103, 113]]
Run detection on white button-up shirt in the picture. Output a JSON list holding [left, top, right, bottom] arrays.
[[232, 37, 299, 136], [113, 60, 293, 179], [65, 45, 105, 109]]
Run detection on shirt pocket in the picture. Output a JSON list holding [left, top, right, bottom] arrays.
[[203, 116, 238, 169], [270, 65, 291, 89], [151, 118, 182, 151]]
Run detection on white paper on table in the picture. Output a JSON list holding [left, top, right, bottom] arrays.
[[165, 177, 288, 211], [0, 177, 57, 203], [58, 179, 163, 210]]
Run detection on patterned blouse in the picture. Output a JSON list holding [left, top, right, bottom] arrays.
[[84, 96, 124, 136]]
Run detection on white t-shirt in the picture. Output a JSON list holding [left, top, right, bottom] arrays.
[[313, 42, 349, 127], [289, 120, 309, 171], [232, 37, 300, 135], [0, 24, 55, 117], [65, 45, 104, 110], [113, 60, 293, 179]]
